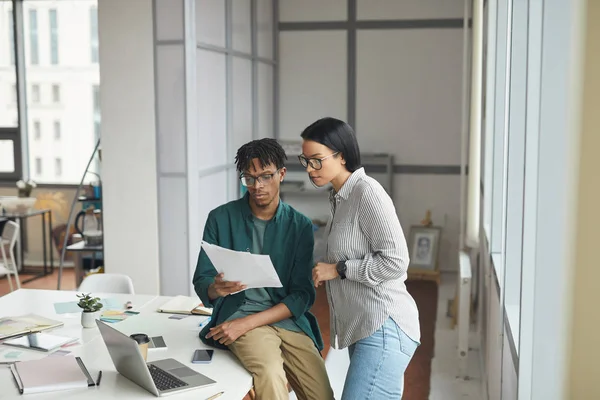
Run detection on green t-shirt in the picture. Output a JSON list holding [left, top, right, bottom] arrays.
[[226, 216, 301, 332]]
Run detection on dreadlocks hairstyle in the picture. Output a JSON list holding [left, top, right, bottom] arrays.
[[235, 138, 288, 174]]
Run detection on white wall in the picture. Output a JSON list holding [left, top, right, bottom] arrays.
[[98, 0, 160, 294], [99, 0, 274, 296], [278, 0, 465, 271]]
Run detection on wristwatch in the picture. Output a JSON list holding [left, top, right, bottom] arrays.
[[336, 261, 347, 280]]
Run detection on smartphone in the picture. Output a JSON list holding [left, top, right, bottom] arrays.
[[192, 349, 214, 364]]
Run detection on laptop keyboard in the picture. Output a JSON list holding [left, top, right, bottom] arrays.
[[148, 364, 189, 391]]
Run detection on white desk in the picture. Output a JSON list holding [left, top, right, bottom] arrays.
[[0, 289, 253, 399]]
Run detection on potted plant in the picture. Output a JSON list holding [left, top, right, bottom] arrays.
[[16, 179, 37, 198], [77, 293, 103, 328]]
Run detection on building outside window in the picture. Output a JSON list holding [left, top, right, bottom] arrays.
[[35, 157, 42, 176], [52, 84, 60, 103], [55, 157, 62, 177], [54, 120, 61, 140], [33, 120, 40, 140], [93, 84, 100, 140], [8, 10, 14, 64], [3, 1, 101, 184], [29, 9, 38, 65], [49, 9, 59, 65], [90, 6, 98, 63], [31, 84, 40, 103]]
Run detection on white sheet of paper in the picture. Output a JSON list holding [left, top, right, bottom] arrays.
[[201, 241, 283, 291]]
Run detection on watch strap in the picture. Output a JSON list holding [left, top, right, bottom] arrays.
[[336, 261, 347, 279]]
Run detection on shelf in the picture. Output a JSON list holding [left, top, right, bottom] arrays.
[[78, 196, 101, 202], [66, 240, 103, 252]]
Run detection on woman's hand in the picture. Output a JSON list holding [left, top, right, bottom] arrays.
[[205, 318, 252, 346], [312, 262, 339, 287]]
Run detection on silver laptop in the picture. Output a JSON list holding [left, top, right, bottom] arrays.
[[96, 320, 216, 396]]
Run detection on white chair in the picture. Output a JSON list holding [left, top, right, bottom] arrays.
[[78, 273, 135, 294], [0, 221, 20, 292]]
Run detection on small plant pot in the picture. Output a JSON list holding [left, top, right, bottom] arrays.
[[81, 310, 100, 328]]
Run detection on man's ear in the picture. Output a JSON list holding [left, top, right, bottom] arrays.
[[279, 167, 287, 182]]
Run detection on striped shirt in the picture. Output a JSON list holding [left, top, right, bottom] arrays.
[[324, 167, 421, 349]]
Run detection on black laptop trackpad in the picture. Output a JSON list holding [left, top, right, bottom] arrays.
[[170, 366, 198, 378]]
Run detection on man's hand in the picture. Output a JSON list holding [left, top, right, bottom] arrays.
[[312, 262, 339, 287], [207, 273, 246, 300], [206, 318, 252, 346]]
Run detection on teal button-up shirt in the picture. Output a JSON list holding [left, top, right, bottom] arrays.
[[193, 193, 323, 351]]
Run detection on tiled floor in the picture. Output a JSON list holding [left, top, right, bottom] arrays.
[[0, 268, 76, 296], [429, 272, 485, 400]]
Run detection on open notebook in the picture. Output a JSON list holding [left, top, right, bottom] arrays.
[[156, 295, 212, 316], [9, 356, 95, 394], [0, 314, 63, 340]]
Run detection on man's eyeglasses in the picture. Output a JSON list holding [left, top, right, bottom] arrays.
[[297, 152, 339, 170], [240, 170, 279, 187]]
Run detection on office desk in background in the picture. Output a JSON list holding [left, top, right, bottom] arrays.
[[65, 241, 103, 288], [1, 209, 54, 284], [0, 289, 253, 399]]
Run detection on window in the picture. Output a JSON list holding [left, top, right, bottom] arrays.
[[20, 1, 100, 184], [31, 84, 40, 103], [0, 128, 19, 178], [8, 10, 14, 65], [0, 5, 19, 180], [55, 158, 62, 177], [28, 9, 38, 65], [52, 84, 60, 103], [0, 139, 15, 173], [53, 120, 61, 140], [33, 120, 40, 140], [93, 85, 100, 112], [35, 157, 42, 176], [90, 6, 98, 63], [49, 9, 58, 65], [93, 84, 100, 141]]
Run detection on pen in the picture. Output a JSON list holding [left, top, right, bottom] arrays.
[[96, 371, 102, 386], [199, 317, 211, 327], [206, 391, 224, 400]]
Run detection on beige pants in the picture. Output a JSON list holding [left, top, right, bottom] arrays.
[[229, 326, 334, 400]]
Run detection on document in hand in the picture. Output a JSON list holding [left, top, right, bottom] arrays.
[[201, 241, 283, 291]]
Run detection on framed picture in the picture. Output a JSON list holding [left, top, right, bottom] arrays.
[[407, 225, 442, 272]]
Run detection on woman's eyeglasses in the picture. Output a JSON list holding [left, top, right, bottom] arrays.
[[297, 152, 339, 170], [240, 171, 279, 187]]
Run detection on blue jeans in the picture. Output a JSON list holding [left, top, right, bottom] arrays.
[[341, 318, 419, 400]]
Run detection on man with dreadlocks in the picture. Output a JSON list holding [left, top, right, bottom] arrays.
[[193, 138, 334, 400]]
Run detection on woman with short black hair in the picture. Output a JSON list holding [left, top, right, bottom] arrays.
[[299, 117, 420, 399]]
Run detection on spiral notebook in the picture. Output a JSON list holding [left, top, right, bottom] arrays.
[[9, 356, 95, 394]]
